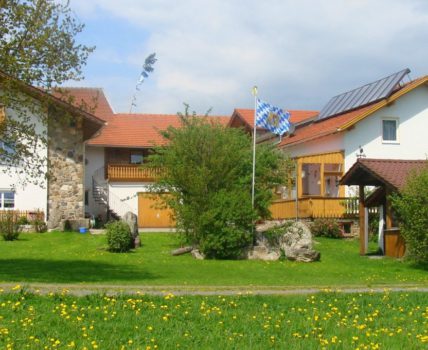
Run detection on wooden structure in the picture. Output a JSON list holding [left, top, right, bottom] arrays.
[[270, 151, 349, 219], [0, 210, 44, 221], [137, 193, 175, 228], [107, 164, 162, 182], [340, 158, 427, 257]]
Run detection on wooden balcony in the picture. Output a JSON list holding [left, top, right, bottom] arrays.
[[269, 197, 361, 220], [107, 164, 162, 182]]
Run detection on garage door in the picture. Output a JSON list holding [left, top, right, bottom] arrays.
[[138, 193, 175, 228]]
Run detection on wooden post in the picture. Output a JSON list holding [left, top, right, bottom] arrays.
[[359, 185, 367, 255]]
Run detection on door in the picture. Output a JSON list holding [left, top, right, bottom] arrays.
[[138, 193, 175, 228]]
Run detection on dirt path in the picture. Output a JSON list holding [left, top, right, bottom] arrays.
[[0, 282, 427, 296]]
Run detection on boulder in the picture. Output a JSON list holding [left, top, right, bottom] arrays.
[[123, 212, 140, 248], [279, 221, 320, 262], [191, 249, 205, 260], [247, 245, 281, 261], [286, 248, 321, 262]]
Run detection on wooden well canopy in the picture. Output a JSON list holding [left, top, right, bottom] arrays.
[[340, 158, 428, 257]]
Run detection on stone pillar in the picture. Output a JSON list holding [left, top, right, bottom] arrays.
[[47, 113, 85, 229]]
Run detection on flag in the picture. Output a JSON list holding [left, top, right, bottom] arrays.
[[256, 98, 291, 135]]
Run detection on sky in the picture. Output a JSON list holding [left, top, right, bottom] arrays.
[[68, 0, 428, 116]]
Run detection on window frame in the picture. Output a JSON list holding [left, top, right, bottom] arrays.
[[0, 191, 15, 209], [381, 118, 399, 144]]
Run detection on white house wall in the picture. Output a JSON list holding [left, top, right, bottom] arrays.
[[344, 84, 428, 170], [108, 182, 152, 218], [284, 133, 344, 159], [0, 104, 47, 216]]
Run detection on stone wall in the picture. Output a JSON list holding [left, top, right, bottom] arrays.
[[47, 112, 85, 229]]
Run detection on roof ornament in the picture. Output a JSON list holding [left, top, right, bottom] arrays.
[[129, 53, 157, 113], [356, 145, 366, 159]]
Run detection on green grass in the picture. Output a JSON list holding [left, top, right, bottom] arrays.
[[0, 232, 426, 288], [0, 290, 427, 349]]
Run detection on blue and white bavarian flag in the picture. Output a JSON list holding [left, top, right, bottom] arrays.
[[256, 98, 291, 136]]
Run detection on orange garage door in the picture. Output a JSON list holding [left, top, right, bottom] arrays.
[[138, 193, 175, 228]]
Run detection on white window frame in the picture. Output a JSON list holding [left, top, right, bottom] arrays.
[[381, 118, 399, 144], [0, 190, 15, 209]]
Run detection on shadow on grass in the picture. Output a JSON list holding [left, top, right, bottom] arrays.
[[0, 259, 159, 283]]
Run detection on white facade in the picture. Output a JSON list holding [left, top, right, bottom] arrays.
[[84, 145, 152, 218], [344, 85, 428, 169], [0, 104, 48, 216]]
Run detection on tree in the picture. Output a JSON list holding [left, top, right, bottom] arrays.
[[148, 106, 291, 259], [390, 165, 428, 264], [0, 0, 94, 184]]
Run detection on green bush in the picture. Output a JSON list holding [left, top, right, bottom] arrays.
[[390, 165, 428, 263], [198, 190, 254, 259], [0, 211, 22, 241], [105, 220, 133, 253], [32, 219, 47, 233], [311, 218, 342, 238], [16, 216, 29, 225]]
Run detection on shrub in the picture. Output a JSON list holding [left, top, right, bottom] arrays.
[[0, 211, 22, 241], [32, 219, 47, 233], [197, 190, 254, 259], [311, 218, 342, 238], [16, 216, 29, 225], [105, 220, 133, 253], [390, 166, 428, 263]]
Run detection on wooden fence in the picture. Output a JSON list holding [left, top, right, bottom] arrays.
[[0, 210, 45, 221]]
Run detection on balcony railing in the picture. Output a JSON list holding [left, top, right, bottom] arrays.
[[107, 164, 162, 182], [269, 197, 372, 220]]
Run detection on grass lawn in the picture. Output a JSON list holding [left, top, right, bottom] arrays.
[[0, 290, 427, 349], [0, 232, 426, 288]]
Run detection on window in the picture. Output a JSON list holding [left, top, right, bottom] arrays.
[[130, 153, 143, 164], [382, 119, 398, 142], [301, 163, 321, 196], [85, 190, 89, 206], [0, 191, 15, 209]]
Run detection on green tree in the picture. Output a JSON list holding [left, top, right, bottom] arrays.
[[148, 106, 291, 259], [390, 165, 428, 264], [0, 0, 94, 184]]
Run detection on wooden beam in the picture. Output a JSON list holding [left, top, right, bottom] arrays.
[[359, 185, 367, 255]]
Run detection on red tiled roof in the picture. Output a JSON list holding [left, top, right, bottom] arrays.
[[341, 158, 428, 190], [87, 114, 230, 148], [279, 76, 428, 148], [230, 108, 318, 129], [51, 87, 114, 121]]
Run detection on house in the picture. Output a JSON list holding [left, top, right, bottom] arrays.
[[0, 71, 105, 229], [340, 158, 427, 257], [245, 69, 427, 223], [65, 89, 231, 228]]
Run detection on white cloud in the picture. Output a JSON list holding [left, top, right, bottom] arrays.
[[71, 0, 428, 114]]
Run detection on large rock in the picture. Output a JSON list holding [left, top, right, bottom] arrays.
[[123, 212, 140, 248], [247, 245, 281, 261], [191, 249, 205, 260], [279, 221, 320, 263]]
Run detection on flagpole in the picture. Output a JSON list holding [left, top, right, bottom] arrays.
[[251, 86, 258, 208]]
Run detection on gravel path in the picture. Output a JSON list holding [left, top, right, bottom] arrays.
[[0, 283, 427, 296]]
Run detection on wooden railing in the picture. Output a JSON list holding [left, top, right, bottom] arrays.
[[107, 164, 162, 182], [0, 210, 44, 221], [270, 197, 362, 220]]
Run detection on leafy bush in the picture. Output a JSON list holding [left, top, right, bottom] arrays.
[[198, 190, 254, 259], [311, 218, 342, 238], [390, 166, 428, 263], [16, 216, 29, 225], [32, 219, 47, 233], [105, 221, 133, 253], [148, 109, 291, 259], [0, 211, 22, 241]]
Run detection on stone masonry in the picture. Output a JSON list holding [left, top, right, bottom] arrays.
[[47, 112, 85, 229]]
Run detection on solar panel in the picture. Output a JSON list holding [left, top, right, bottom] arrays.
[[317, 68, 411, 121]]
